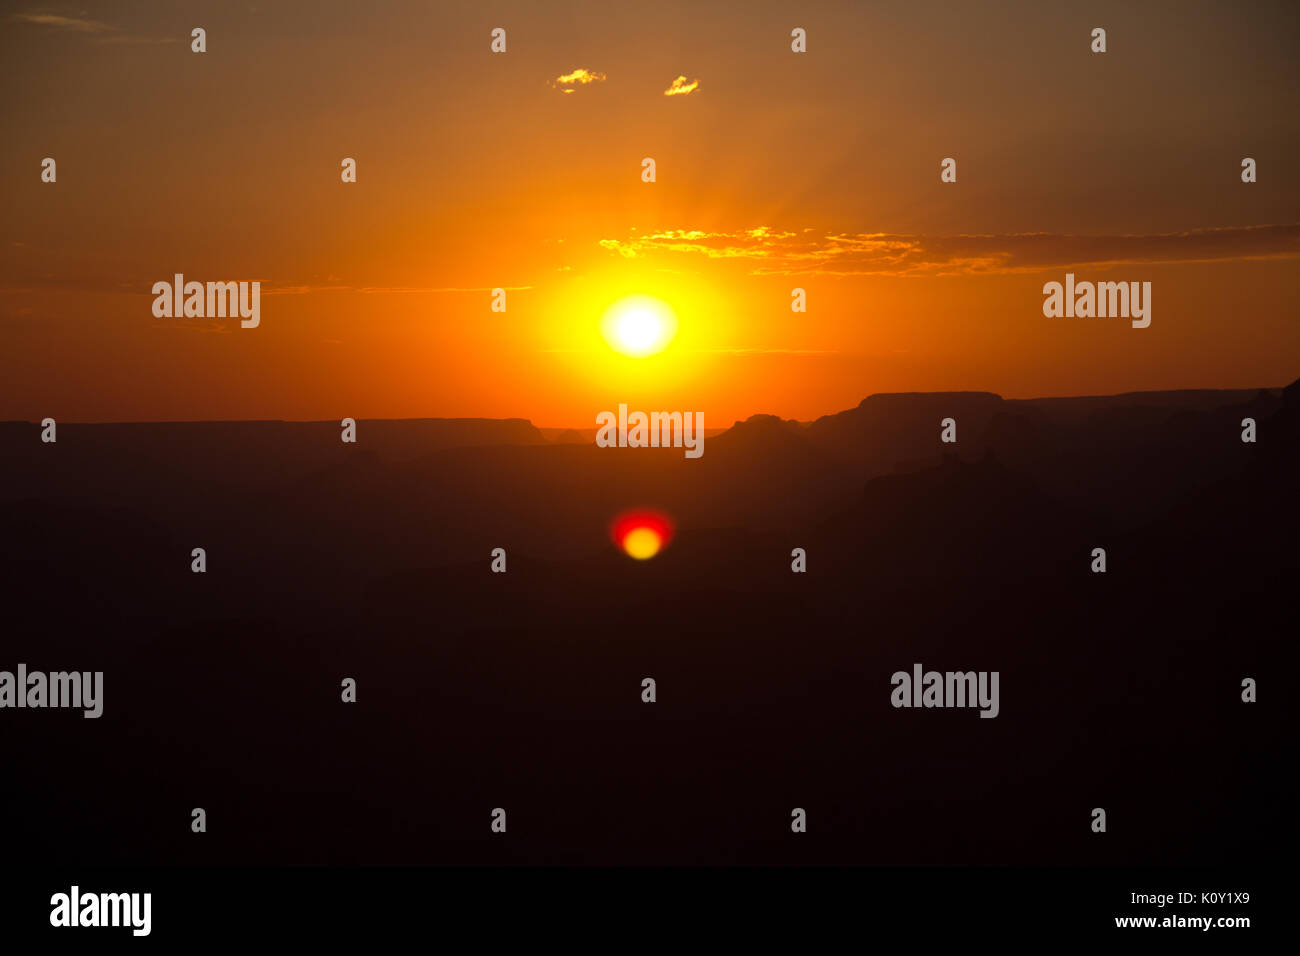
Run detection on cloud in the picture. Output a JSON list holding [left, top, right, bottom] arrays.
[[12, 10, 178, 44], [261, 284, 535, 296], [0, 276, 534, 296], [698, 348, 833, 354], [150, 321, 231, 335], [12, 13, 111, 32], [597, 224, 1300, 276], [97, 34, 182, 46], [551, 68, 606, 93], [663, 75, 700, 97]]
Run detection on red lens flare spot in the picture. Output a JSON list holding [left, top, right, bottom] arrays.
[[610, 509, 675, 560]]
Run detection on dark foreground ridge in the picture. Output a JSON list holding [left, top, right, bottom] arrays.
[[0, 382, 1293, 864]]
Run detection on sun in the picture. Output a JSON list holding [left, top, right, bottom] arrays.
[[600, 295, 678, 357]]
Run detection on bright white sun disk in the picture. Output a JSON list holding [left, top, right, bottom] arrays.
[[600, 295, 678, 357]]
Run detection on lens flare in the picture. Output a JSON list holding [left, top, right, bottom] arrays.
[[610, 508, 675, 560]]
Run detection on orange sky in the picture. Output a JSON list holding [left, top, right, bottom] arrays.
[[2, 0, 1298, 425]]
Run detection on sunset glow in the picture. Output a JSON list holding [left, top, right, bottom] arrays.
[[0, 1, 1295, 429]]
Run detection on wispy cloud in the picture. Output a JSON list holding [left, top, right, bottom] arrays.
[[698, 348, 833, 354], [12, 10, 177, 44], [550, 68, 606, 93], [96, 34, 181, 46], [663, 75, 700, 97], [599, 227, 801, 262], [261, 284, 535, 296], [150, 321, 231, 335], [0, 276, 534, 296], [12, 12, 111, 32], [597, 224, 1300, 276]]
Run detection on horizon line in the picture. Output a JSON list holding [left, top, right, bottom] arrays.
[[3, 382, 1289, 429]]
